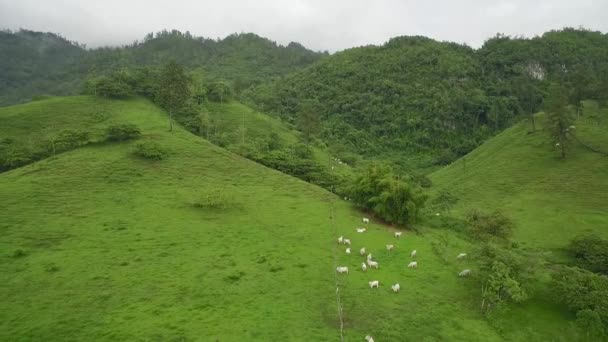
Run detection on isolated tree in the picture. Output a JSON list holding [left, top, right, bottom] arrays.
[[544, 82, 573, 158], [156, 61, 191, 132], [296, 99, 321, 144]]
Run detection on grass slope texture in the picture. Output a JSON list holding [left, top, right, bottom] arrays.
[[1, 96, 506, 341], [431, 101, 608, 250]]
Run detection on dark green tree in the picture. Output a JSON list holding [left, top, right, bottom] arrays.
[[296, 100, 321, 144], [544, 82, 573, 158], [156, 61, 191, 132]]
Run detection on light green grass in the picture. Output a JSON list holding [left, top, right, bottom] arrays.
[[430, 101, 608, 250], [0, 96, 502, 341]]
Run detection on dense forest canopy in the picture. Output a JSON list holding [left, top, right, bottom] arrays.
[[1, 27, 607, 170], [0, 29, 326, 106], [243, 28, 608, 169]]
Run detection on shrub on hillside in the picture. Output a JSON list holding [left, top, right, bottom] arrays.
[[105, 124, 141, 142], [133, 140, 167, 160], [467, 209, 513, 241], [49, 129, 90, 154], [477, 243, 538, 314], [551, 265, 608, 338], [348, 163, 427, 225], [0, 139, 32, 171], [191, 188, 239, 210], [568, 235, 608, 275]]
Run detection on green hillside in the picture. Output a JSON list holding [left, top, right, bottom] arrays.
[[430, 101, 608, 250], [0, 96, 512, 341]]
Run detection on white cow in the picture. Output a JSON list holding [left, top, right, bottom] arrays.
[[343, 239, 351, 246], [360, 247, 366, 256], [408, 261, 418, 268], [362, 217, 370, 224], [345, 248, 351, 254], [367, 253, 373, 261], [459, 269, 471, 277], [356, 227, 367, 233], [365, 335, 375, 342], [386, 244, 395, 252], [336, 266, 349, 274], [456, 253, 467, 259], [394, 231, 402, 238], [367, 260, 379, 269], [391, 283, 401, 293], [337, 236, 343, 244], [410, 250, 417, 258], [368, 280, 379, 288], [361, 262, 367, 271]]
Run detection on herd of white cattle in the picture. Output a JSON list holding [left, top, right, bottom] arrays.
[[335, 217, 471, 342]]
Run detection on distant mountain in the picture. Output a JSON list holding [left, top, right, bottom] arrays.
[[0, 29, 325, 106], [243, 28, 608, 170], [0, 29, 86, 105]]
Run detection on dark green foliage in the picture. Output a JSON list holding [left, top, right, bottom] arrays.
[[0, 29, 323, 106], [156, 61, 191, 131], [133, 140, 167, 160], [0, 139, 32, 171], [431, 189, 459, 213], [295, 99, 321, 143], [552, 266, 608, 337], [349, 164, 427, 225], [251, 143, 337, 189], [49, 129, 90, 154], [544, 82, 574, 158], [478, 243, 537, 313], [568, 235, 608, 275], [105, 124, 141, 142], [207, 81, 232, 103], [90, 70, 135, 98], [467, 209, 513, 241]]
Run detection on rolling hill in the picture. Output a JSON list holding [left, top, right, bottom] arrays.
[[430, 101, 608, 250], [0, 96, 512, 341]]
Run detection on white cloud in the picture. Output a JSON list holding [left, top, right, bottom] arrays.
[[0, 0, 606, 51]]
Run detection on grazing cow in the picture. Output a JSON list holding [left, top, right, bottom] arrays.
[[435, 212, 441, 216], [367, 260, 379, 269], [361, 262, 367, 271], [394, 231, 402, 238], [360, 247, 366, 256], [386, 244, 395, 252], [362, 218, 370, 224], [345, 248, 351, 254], [368, 280, 379, 288], [459, 269, 471, 277], [410, 250, 417, 258], [365, 335, 375, 342], [338, 236, 343, 244], [391, 283, 400, 293], [343, 239, 351, 246], [356, 227, 366, 233], [408, 261, 418, 268], [336, 266, 349, 274], [456, 253, 467, 259]]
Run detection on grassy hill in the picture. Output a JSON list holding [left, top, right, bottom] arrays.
[[430, 101, 608, 250], [0, 96, 509, 341]]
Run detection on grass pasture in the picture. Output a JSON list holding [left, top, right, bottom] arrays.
[[1, 96, 501, 341], [1, 96, 602, 341], [430, 102, 608, 250]]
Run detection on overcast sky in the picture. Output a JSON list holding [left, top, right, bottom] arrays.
[[1, 0, 607, 51]]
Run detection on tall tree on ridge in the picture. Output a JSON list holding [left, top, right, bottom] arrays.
[[156, 61, 191, 132]]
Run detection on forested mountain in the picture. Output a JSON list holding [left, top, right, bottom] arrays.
[[243, 28, 608, 170], [0, 30, 87, 106], [0, 29, 325, 106]]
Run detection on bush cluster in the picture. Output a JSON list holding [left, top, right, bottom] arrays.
[[133, 140, 167, 160]]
